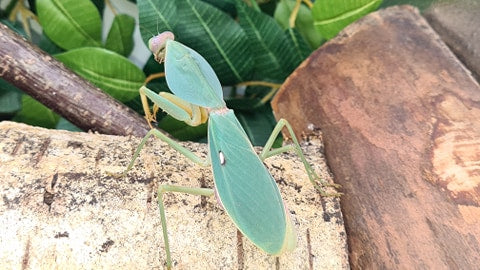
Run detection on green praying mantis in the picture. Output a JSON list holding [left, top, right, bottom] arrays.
[[120, 31, 340, 268]]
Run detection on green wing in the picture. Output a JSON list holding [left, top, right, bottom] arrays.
[[208, 110, 293, 254], [165, 40, 225, 109]]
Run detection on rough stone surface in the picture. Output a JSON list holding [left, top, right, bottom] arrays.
[[424, 0, 480, 81], [0, 121, 348, 269], [272, 5, 480, 269]]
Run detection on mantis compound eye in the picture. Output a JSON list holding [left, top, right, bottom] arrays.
[[148, 31, 175, 63]]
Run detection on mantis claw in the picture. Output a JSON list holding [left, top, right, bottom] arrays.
[[310, 178, 343, 197]]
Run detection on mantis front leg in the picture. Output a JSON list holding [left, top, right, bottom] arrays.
[[116, 85, 212, 176], [140, 86, 208, 127], [260, 119, 341, 196]]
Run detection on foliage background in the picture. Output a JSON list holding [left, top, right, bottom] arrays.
[[0, 0, 436, 145]]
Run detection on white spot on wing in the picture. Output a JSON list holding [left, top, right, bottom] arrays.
[[219, 151, 226, 165]]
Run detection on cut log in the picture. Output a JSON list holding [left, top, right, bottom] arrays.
[[0, 121, 348, 269], [272, 5, 480, 269]]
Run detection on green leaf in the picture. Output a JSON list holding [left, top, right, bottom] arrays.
[[312, 0, 382, 39], [143, 55, 165, 75], [0, 79, 22, 114], [158, 115, 207, 141], [274, 0, 323, 48], [235, 104, 277, 146], [55, 48, 145, 102], [284, 28, 312, 68], [138, 0, 177, 44], [225, 84, 276, 111], [13, 95, 59, 129], [37, 0, 102, 50], [1, 19, 28, 39], [176, 0, 253, 84], [236, 1, 294, 81], [91, 0, 105, 15], [225, 97, 263, 111], [56, 117, 82, 131], [201, 0, 236, 16], [27, 0, 36, 13], [105, 14, 136, 56], [38, 33, 64, 55]]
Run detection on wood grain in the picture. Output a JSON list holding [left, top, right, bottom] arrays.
[[272, 6, 480, 269]]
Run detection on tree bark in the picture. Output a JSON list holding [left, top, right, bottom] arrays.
[[272, 6, 480, 269], [0, 121, 348, 269], [0, 22, 149, 137]]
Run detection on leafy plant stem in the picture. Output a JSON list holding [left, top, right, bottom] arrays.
[[236, 81, 282, 104], [9, 0, 37, 38], [105, 0, 117, 16], [303, 0, 313, 8], [289, 0, 302, 28], [289, 0, 314, 28], [145, 72, 165, 85], [260, 86, 279, 104], [237, 81, 282, 89], [248, 0, 261, 12]]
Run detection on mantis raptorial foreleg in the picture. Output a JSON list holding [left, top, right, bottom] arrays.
[[140, 86, 208, 127], [157, 185, 214, 269], [259, 118, 341, 196], [114, 86, 211, 177]]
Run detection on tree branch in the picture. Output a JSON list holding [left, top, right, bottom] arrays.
[[0, 22, 149, 137]]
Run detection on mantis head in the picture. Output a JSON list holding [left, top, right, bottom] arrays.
[[148, 31, 175, 63]]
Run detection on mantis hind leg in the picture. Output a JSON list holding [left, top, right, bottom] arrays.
[[157, 185, 214, 269], [259, 119, 341, 197]]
